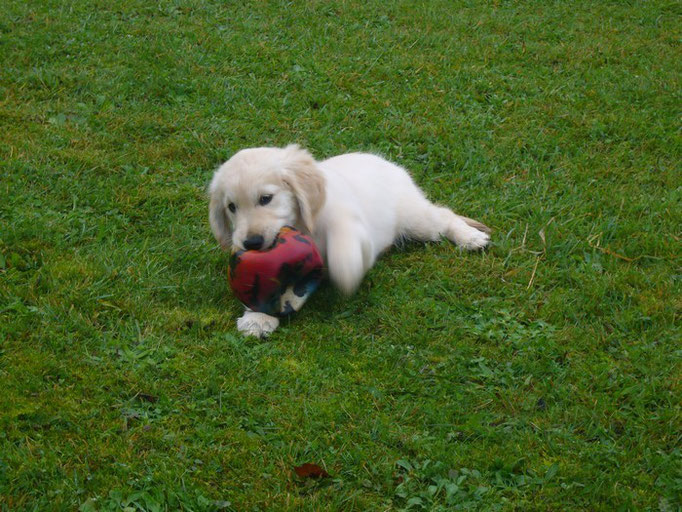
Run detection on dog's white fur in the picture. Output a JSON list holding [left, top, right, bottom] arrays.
[[209, 145, 490, 337]]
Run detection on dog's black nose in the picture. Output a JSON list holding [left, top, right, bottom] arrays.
[[243, 235, 264, 250]]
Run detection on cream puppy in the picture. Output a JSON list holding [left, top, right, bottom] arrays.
[[209, 145, 490, 337]]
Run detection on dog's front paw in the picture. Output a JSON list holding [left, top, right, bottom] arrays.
[[459, 226, 490, 251], [237, 311, 280, 338]]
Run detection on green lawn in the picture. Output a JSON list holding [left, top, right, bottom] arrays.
[[1, 0, 680, 510]]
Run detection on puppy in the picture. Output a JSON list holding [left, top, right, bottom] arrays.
[[209, 145, 490, 337]]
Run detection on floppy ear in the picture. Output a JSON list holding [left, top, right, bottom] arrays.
[[282, 144, 326, 233], [208, 176, 232, 250]]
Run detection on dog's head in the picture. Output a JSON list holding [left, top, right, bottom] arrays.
[[209, 145, 326, 251]]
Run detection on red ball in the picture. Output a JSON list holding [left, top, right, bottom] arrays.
[[227, 226, 324, 316]]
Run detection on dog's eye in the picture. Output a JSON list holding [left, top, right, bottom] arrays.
[[258, 194, 273, 206], [228, 202, 236, 213]]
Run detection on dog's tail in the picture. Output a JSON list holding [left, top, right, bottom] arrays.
[[458, 215, 491, 234]]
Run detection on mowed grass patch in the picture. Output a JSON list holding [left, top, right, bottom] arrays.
[[1, 0, 680, 510]]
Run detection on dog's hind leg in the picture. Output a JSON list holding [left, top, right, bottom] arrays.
[[400, 197, 490, 250]]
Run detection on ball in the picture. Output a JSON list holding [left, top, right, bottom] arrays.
[[227, 226, 324, 316]]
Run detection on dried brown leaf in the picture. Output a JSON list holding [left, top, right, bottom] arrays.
[[293, 463, 330, 479]]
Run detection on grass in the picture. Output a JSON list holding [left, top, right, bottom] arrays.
[[1, 0, 680, 510]]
